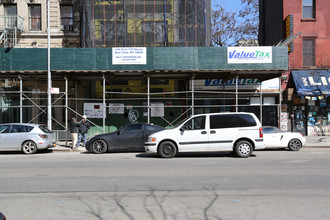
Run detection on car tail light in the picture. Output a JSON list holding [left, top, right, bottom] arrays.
[[300, 133, 304, 137], [259, 127, 263, 138], [39, 134, 48, 138]]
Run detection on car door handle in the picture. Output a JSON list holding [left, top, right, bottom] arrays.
[[210, 130, 216, 134], [201, 131, 207, 134]]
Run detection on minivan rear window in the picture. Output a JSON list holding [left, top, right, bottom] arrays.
[[236, 114, 257, 127]]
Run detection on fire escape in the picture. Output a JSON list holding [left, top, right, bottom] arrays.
[[0, 15, 24, 48]]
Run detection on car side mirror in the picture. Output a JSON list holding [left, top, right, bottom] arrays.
[[179, 126, 186, 131]]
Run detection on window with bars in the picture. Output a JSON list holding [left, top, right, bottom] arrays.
[[302, 0, 315, 19], [60, 5, 73, 31], [303, 38, 315, 67], [29, 5, 41, 31]]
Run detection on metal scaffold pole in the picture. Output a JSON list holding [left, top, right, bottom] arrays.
[[103, 75, 106, 132], [47, 0, 52, 129], [19, 76, 22, 123], [147, 76, 150, 124]]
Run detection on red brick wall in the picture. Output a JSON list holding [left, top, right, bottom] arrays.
[[283, 0, 330, 68]]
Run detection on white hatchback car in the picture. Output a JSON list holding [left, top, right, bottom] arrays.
[[262, 126, 306, 151], [0, 123, 56, 154], [145, 112, 264, 158]]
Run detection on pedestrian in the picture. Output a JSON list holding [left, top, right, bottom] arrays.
[[70, 117, 80, 149], [76, 115, 90, 148]]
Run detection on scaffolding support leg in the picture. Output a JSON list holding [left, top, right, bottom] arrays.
[[147, 76, 150, 123], [279, 76, 282, 128], [191, 77, 194, 116], [65, 77, 68, 146], [103, 75, 106, 133], [260, 80, 263, 125], [19, 75, 22, 123], [235, 75, 238, 112]]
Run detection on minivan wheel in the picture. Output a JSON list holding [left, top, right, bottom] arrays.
[[288, 139, 302, 151], [92, 139, 107, 154], [22, 141, 38, 154], [159, 141, 177, 158], [234, 141, 252, 158]]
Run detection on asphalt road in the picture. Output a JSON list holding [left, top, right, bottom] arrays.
[[0, 148, 330, 220]]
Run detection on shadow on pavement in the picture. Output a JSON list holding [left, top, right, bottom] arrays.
[[136, 152, 256, 158]]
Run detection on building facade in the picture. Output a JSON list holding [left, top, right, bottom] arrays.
[[0, 0, 287, 140], [259, 0, 330, 136]]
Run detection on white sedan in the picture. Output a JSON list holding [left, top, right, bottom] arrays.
[[262, 126, 306, 151]]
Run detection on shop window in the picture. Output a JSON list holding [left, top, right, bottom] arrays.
[[60, 5, 73, 31], [303, 38, 315, 67], [302, 0, 315, 19], [29, 5, 41, 31]]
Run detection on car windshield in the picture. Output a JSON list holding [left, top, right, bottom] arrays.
[[39, 125, 53, 133]]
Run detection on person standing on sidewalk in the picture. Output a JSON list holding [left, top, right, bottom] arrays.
[[76, 115, 90, 148], [70, 117, 80, 149]]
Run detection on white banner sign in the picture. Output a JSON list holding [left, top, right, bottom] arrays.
[[227, 47, 272, 64], [112, 47, 147, 65], [84, 103, 105, 118], [109, 103, 125, 114]]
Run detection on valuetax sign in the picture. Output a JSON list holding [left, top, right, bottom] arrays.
[[227, 47, 272, 64]]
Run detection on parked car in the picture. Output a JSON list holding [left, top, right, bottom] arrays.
[[0, 123, 56, 154], [262, 126, 305, 151], [0, 212, 6, 220], [85, 123, 165, 154], [145, 112, 264, 158]]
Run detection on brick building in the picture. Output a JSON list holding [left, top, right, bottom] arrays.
[[260, 0, 330, 136]]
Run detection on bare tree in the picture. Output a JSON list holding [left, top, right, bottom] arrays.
[[211, 4, 239, 47], [211, 0, 259, 47], [237, 0, 259, 46]]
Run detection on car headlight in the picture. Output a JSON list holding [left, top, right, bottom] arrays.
[[148, 137, 157, 142]]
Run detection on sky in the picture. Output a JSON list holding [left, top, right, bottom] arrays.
[[212, 0, 242, 12]]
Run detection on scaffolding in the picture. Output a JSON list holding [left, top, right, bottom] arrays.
[[81, 0, 210, 47], [0, 75, 282, 142]]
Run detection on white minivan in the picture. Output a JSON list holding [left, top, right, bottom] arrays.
[[145, 112, 264, 158]]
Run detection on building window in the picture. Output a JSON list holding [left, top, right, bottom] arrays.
[[4, 4, 17, 28], [303, 38, 315, 67], [60, 5, 73, 31], [29, 5, 41, 31], [302, 0, 315, 19]]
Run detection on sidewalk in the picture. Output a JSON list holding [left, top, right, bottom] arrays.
[[51, 141, 87, 152], [304, 136, 330, 148], [52, 136, 330, 152]]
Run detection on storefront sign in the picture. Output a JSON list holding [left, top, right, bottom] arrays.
[[227, 47, 272, 64], [112, 47, 146, 65], [193, 78, 279, 91]]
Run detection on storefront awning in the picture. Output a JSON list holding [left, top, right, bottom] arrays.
[[292, 70, 330, 96]]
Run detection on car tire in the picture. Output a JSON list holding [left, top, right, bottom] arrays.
[[234, 140, 253, 158], [288, 139, 302, 151], [92, 139, 107, 154], [22, 141, 38, 154], [158, 141, 177, 158]]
